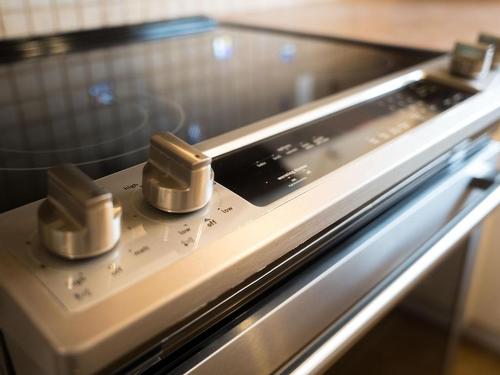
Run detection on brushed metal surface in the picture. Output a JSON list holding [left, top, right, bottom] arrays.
[[289, 182, 500, 375], [15, 182, 257, 312], [170, 146, 500, 375], [37, 164, 122, 260], [142, 132, 214, 213]]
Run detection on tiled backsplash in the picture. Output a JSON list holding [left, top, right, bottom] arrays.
[[0, 0, 329, 40]]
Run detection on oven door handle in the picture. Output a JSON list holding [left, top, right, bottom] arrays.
[[289, 178, 500, 375]]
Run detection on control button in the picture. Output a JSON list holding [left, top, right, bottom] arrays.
[[38, 164, 122, 260], [478, 33, 500, 69], [142, 132, 214, 213], [449, 42, 495, 80]]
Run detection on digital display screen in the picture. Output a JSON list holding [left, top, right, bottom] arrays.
[[213, 80, 473, 206]]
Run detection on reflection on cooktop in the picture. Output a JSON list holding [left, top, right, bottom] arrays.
[[0, 93, 184, 169], [0, 25, 436, 212]]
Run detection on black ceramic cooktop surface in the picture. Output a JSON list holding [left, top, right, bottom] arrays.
[[0, 17, 438, 212]]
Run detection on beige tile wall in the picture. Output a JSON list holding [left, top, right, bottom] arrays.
[[0, 0, 330, 40]]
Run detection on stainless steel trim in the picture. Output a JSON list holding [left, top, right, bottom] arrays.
[[195, 54, 491, 159], [289, 183, 500, 375], [197, 68, 426, 157], [441, 225, 483, 374]]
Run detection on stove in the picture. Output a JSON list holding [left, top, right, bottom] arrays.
[[0, 17, 499, 375], [0, 17, 435, 212]]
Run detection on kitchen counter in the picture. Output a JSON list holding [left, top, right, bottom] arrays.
[[222, 0, 500, 51]]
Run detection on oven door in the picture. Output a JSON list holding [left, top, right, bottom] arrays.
[[144, 141, 500, 375]]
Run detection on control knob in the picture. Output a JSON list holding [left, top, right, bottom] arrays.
[[142, 132, 214, 213], [38, 164, 122, 259], [478, 33, 500, 69], [449, 41, 494, 80]]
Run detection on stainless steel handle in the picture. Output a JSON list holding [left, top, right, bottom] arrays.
[[290, 181, 500, 375]]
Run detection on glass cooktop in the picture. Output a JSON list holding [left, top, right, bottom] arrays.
[[0, 18, 438, 212]]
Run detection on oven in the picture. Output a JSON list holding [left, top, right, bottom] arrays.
[[0, 17, 499, 375], [171, 141, 500, 375]]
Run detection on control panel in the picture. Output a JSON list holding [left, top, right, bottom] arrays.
[[213, 80, 473, 206], [0, 75, 491, 312], [0, 131, 258, 311], [16, 175, 258, 311]]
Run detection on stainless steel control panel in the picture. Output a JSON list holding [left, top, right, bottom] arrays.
[[0, 76, 492, 313], [3, 165, 260, 311]]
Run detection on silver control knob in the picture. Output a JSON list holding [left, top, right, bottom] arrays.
[[478, 33, 500, 69], [38, 164, 122, 259], [449, 41, 494, 80], [142, 132, 214, 213]]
